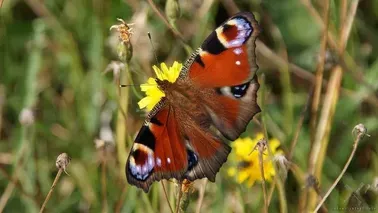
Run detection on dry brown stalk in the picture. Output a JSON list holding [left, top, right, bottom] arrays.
[[162, 181, 174, 213], [146, 0, 185, 42], [306, 0, 360, 211], [313, 124, 369, 212], [310, 0, 330, 146], [195, 179, 208, 213], [39, 153, 71, 213]]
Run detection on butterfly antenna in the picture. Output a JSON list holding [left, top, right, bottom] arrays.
[[148, 32, 159, 65], [147, 32, 165, 78], [120, 83, 137, 87]]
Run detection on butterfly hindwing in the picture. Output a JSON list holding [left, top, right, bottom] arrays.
[[182, 119, 231, 182]]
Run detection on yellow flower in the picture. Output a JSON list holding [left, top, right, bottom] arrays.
[[227, 133, 283, 187], [138, 62, 182, 111]]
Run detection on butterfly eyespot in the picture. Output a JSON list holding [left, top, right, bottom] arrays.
[[128, 144, 155, 180], [187, 149, 198, 171], [217, 81, 251, 99], [129, 154, 155, 180], [216, 17, 253, 49], [231, 82, 250, 98]]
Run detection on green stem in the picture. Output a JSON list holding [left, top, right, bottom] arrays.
[[116, 62, 129, 176], [16, 19, 46, 213]]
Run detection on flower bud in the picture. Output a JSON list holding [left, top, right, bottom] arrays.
[[110, 19, 134, 62], [165, 0, 180, 25]]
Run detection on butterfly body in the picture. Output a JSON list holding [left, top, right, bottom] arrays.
[[126, 12, 261, 192]]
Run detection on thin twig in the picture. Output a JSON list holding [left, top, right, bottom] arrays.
[[195, 179, 208, 213], [307, 1, 360, 210], [0, 167, 38, 204], [101, 149, 108, 213], [310, 0, 330, 145], [313, 124, 369, 212], [40, 153, 70, 213], [114, 184, 128, 213], [175, 182, 183, 213], [0, 142, 29, 212], [115, 50, 131, 176], [257, 139, 268, 213], [0, 85, 4, 140], [0, 180, 15, 212], [39, 170, 63, 213], [257, 39, 378, 108], [339, 0, 359, 51], [300, 0, 378, 100], [161, 181, 174, 213], [266, 181, 276, 206], [146, 0, 185, 42], [289, 87, 313, 160]]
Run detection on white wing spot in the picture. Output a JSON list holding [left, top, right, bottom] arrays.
[[156, 157, 161, 166], [236, 61, 241, 65], [233, 48, 243, 55], [167, 158, 171, 164]]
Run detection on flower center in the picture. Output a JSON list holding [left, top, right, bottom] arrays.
[[155, 79, 172, 92], [238, 161, 253, 169]]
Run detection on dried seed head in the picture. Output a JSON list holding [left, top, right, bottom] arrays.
[[56, 153, 71, 175], [19, 108, 35, 126], [249, 138, 267, 155], [181, 179, 193, 193], [110, 18, 133, 62], [352, 123, 370, 138], [94, 139, 106, 149], [372, 177, 378, 192], [104, 61, 125, 82], [274, 154, 289, 170], [165, 0, 180, 24], [315, 49, 337, 71], [117, 42, 133, 63], [273, 154, 290, 180], [110, 18, 134, 44], [305, 174, 319, 190]]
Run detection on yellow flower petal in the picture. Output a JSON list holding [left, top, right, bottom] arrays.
[[153, 65, 164, 81], [237, 170, 250, 183], [227, 133, 283, 187], [138, 97, 151, 109], [227, 168, 236, 177], [139, 62, 182, 111], [140, 78, 156, 92], [160, 63, 169, 77]]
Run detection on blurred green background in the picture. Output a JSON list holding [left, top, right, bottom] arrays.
[[1, 0, 377, 212]]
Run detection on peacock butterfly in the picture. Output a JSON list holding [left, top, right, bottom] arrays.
[[126, 12, 261, 192]]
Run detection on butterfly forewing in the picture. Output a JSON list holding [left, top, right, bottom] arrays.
[[126, 102, 189, 192], [181, 12, 261, 140]]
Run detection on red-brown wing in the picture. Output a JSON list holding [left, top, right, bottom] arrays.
[[126, 101, 231, 192], [126, 103, 188, 192], [181, 12, 261, 140], [182, 116, 231, 182], [126, 12, 261, 192]]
